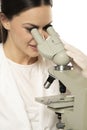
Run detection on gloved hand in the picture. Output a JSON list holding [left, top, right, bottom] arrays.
[[64, 43, 87, 78]]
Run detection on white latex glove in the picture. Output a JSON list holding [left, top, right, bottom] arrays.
[[64, 43, 87, 78]]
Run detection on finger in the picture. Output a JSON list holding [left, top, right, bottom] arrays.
[[72, 61, 82, 71], [31, 28, 45, 45], [64, 43, 83, 56], [67, 51, 87, 69]]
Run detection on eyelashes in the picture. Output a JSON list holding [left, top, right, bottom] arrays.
[[25, 24, 53, 33], [43, 24, 52, 31], [25, 27, 37, 32]]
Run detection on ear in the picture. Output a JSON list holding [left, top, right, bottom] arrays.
[[0, 13, 10, 30]]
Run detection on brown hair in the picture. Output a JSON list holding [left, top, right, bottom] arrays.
[[0, 0, 53, 43]]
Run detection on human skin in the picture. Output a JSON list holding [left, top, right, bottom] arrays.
[[0, 6, 52, 65]]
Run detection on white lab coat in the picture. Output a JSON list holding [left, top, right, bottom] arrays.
[[0, 44, 59, 130]]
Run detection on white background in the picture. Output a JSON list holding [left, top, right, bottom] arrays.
[[52, 0, 87, 54]]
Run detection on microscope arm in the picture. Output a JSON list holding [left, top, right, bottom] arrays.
[[48, 67, 87, 95]]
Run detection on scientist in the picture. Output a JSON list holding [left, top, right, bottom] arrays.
[[0, 0, 87, 130], [0, 0, 59, 130]]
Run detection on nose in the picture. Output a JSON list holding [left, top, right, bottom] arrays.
[[38, 28, 49, 40]]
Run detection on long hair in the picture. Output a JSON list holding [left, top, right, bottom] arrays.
[[0, 0, 53, 43]]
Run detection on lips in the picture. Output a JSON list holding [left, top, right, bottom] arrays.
[[28, 44, 38, 51], [29, 44, 37, 48]]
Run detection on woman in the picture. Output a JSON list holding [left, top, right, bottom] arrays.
[[0, 0, 87, 129], [0, 0, 59, 130]]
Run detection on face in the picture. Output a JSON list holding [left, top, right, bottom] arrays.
[[2, 6, 52, 63]]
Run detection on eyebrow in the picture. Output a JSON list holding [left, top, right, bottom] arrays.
[[22, 21, 52, 29]]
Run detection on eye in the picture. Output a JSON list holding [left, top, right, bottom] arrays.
[[25, 27, 35, 33], [43, 24, 53, 31]]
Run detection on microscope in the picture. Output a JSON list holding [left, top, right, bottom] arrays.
[[31, 26, 87, 130]]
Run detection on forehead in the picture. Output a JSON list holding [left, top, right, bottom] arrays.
[[13, 5, 52, 27]]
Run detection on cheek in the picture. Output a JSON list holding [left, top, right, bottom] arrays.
[[11, 26, 32, 43]]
